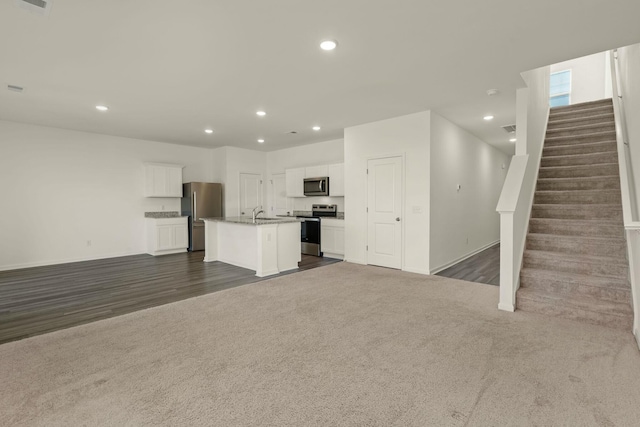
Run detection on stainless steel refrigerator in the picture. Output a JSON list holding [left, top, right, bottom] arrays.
[[181, 182, 223, 251]]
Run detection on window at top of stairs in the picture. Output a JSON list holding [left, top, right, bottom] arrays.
[[550, 70, 571, 107]]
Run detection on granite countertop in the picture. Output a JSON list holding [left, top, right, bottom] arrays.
[[145, 211, 187, 218], [200, 216, 302, 225]]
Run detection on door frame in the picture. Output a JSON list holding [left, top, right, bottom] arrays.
[[366, 153, 406, 270]]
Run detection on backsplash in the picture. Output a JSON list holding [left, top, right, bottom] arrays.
[[144, 211, 182, 218], [292, 196, 344, 212]]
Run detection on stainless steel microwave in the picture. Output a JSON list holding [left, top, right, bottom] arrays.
[[303, 176, 329, 196]]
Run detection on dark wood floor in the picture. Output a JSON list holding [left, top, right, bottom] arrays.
[[436, 244, 500, 286], [0, 252, 340, 345]]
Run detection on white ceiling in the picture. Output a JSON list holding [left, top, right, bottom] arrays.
[[1, 1, 640, 154]]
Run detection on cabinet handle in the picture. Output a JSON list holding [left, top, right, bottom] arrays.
[[193, 192, 197, 221]]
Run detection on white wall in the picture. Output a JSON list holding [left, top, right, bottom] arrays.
[[0, 120, 213, 270], [266, 139, 345, 214], [617, 43, 640, 211], [550, 52, 610, 105], [344, 112, 430, 273], [429, 112, 508, 272]]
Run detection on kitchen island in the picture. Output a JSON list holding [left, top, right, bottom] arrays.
[[201, 217, 302, 277]]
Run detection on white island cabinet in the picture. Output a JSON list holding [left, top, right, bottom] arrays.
[[202, 217, 302, 277]]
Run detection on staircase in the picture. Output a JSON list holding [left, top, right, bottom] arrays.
[[516, 98, 634, 330]]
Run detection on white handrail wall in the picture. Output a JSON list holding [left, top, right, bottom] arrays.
[[610, 49, 640, 348], [497, 67, 550, 311]]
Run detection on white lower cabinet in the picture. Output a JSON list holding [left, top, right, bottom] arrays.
[[146, 217, 188, 256], [321, 218, 345, 259]]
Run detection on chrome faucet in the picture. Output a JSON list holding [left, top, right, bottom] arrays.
[[252, 206, 264, 222]]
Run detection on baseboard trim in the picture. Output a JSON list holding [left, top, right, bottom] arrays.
[[402, 266, 430, 275], [430, 240, 500, 275], [0, 251, 145, 272], [498, 302, 515, 312]]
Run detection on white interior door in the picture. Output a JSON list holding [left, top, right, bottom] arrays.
[[239, 173, 263, 217], [271, 173, 291, 216], [367, 156, 402, 269]]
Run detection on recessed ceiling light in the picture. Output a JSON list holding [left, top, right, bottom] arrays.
[[312, 126, 321, 131], [509, 138, 517, 143], [483, 115, 494, 121], [256, 111, 266, 116], [320, 40, 337, 51], [96, 105, 109, 112], [205, 129, 214, 134], [258, 139, 265, 143], [486, 89, 500, 96]]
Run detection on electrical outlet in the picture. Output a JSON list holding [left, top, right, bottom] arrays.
[[161, 205, 165, 211], [87, 240, 92, 247]]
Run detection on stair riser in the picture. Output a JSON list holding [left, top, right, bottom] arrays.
[[523, 254, 628, 280], [543, 141, 616, 157], [547, 115, 614, 130], [520, 275, 630, 305], [544, 132, 617, 147], [528, 220, 625, 238], [539, 164, 619, 179], [550, 106, 613, 121], [536, 178, 620, 191], [527, 237, 626, 258], [541, 152, 618, 167], [534, 192, 621, 205], [516, 295, 633, 330], [532, 206, 622, 220], [546, 124, 616, 138]]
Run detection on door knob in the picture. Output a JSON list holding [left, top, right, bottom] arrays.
[[396, 217, 401, 221]]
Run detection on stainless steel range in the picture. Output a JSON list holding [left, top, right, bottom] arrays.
[[298, 204, 338, 256]]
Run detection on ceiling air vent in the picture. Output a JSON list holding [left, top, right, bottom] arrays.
[[14, 0, 53, 16], [501, 124, 516, 134]]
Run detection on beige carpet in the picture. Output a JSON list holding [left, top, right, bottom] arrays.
[[1, 262, 639, 426]]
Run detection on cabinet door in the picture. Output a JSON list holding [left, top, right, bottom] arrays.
[[173, 223, 188, 249], [305, 165, 329, 178], [166, 167, 183, 197], [145, 165, 167, 197], [328, 163, 344, 196], [285, 168, 305, 197], [334, 227, 345, 254], [157, 225, 174, 250], [321, 226, 336, 253]]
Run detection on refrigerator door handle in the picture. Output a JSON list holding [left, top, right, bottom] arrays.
[[193, 192, 197, 222]]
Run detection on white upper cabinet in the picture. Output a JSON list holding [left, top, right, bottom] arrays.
[[328, 163, 344, 196], [145, 163, 183, 197], [304, 165, 329, 178], [285, 167, 305, 197]]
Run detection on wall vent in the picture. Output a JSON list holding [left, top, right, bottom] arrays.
[[14, 0, 53, 16], [501, 124, 516, 133]]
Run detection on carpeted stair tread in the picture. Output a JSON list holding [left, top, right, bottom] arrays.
[[519, 268, 631, 304], [549, 98, 613, 112], [523, 250, 629, 280], [546, 122, 615, 138], [534, 189, 621, 205], [538, 163, 619, 179], [536, 176, 620, 191], [542, 140, 616, 157], [544, 130, 616, 147], [528, 218, 624, 238], [531, 206, 622, 220], [540, 151, 618, 167], [549, 104, 613, 121], [547, 113, 614, 129], [526, 233, 626, 257], [516, 287, 633, 330]]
